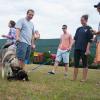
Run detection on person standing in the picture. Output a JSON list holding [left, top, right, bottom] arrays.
[[94, 2, 100, 64], [93, 2, 100, 85], [48, 25, 73, 75], [72, 15, 93, 82], [15, 9, 35, 70]]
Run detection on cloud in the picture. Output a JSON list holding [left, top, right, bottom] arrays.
[[0, 0, 100, 39]]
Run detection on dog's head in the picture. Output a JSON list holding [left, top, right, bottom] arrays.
[[10, 57, 20, 68], [7, 69, 29, 81]]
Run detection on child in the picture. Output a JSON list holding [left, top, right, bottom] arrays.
[[2, 20, 16, 45]]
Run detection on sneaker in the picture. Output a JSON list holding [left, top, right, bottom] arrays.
[[70, 78, 77, 81], [80, 80, 87, 82], [96, 81, 100, 86], [48, 71, 55, 75]]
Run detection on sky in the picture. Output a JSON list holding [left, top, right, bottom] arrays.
[[0, 0, 100, 39]]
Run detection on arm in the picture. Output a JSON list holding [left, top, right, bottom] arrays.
[[97, 23, 100, 34], [60, 36, 62, 44], [31, 34, 35, 45], [72, 40, 75, 45], [15, 19, 23, 41], [69, 35, 73, 50], [58, 35, 62, 47], [85, 27, 93, 55], [90, 29, 100, 35], [86, 42, 91, 51], [31, 26, 36, 49], [71, 28, 79, 47], [85, 42, 91, 55], [31, 34, 36, 49], [2, 35, 10, 38], [2, 34, 15, 39], [96, 31, 100, 34], [16, 28, 20, 41]]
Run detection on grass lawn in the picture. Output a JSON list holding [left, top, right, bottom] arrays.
[[0, 64, 100, 100]]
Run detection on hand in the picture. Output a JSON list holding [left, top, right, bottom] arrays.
[[31, 44, 36, 49], [2, 35, 6, 37], [93, 30, 97, 33], [90, 29, 97, 34], [67, 47, 71, 51], [34, 33, 40, 40], [85, 49, 90, 55]]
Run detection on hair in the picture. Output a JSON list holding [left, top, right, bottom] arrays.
[[27, 9, 35, 14], [81, 14, 89, 21], [9, 20, 16, 27], [62, 25, 67, 28]]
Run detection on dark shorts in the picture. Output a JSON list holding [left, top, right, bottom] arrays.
[[16, 42, 31, 62], [74, 50, 88, 68]]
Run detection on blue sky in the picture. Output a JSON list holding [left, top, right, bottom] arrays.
[[0, 0, 99, 39]]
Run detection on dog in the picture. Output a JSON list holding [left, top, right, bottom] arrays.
[[1, 43, 29, 81]]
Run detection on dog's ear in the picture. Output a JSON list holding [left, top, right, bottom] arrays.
[[3, 43, 14, 49]]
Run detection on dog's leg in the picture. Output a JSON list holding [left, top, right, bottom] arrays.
[[2, 67, 5, 79], [25, 74, 29, 81]]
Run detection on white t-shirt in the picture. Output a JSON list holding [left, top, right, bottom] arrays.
[[15, 18, 34, 45]]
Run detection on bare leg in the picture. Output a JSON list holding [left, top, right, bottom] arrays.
[[81, 68, 88, 82], [18, 60, 25, 70], [72, 68, 78, 81], [52, 61, 59, 73], [64, 64, 68, 75]]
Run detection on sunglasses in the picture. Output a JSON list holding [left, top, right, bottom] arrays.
[[62, 28, 66, 29]]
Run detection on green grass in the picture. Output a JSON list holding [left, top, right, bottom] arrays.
[[0, 64, 100, 100]]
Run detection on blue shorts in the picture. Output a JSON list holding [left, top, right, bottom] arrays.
[[55, 49, 70, 64], [16, 42, 31, 61]]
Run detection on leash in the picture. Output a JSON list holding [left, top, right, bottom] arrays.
[[28, 50, 70, 73]]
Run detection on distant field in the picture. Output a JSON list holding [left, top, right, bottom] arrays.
[[0, 64, 100, 100]]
